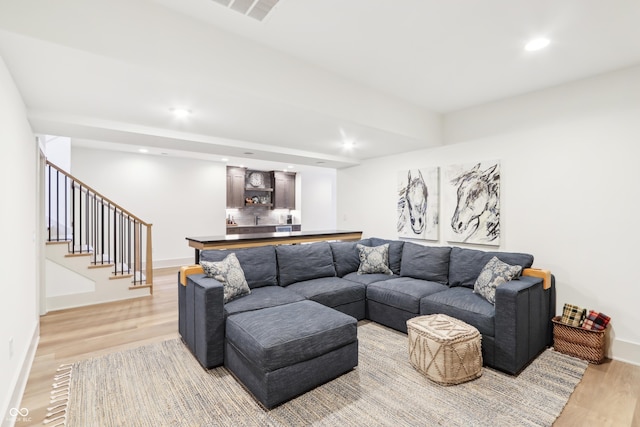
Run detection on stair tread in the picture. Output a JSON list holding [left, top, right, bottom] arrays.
[[65, 252, 94, 257], [109, 274, 134, 280], [129, 284, 153, 290], [88, 263, 115, 269]]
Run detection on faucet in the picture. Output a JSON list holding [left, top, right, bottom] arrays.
[[255, 215, 260, 225]]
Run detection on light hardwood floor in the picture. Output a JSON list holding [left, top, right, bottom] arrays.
[[18, 268, 640, 426]]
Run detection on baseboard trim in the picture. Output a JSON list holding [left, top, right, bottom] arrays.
[[2, 323, 39, 427], [610, 338, 640, 366], [153, 257, 193, 269]]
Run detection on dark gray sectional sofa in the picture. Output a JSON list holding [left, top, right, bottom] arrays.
[[178, 237, 555, 406]]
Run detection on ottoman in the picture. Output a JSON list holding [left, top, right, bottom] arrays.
[[225, 300, 358, 408], [407, 314, 482, 385]]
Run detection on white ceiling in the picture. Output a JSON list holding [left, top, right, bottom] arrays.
[[1, 0, 640, 169]]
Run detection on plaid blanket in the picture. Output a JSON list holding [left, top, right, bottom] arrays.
[[582, 310, 611, 331], [561, 303, 586, 327]]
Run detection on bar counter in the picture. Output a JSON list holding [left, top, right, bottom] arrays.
[[186, 230, 363, 263]]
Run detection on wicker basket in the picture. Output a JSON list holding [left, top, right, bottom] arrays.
[[552, 316, 606, 364]]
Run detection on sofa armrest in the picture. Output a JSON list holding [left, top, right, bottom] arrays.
[[494, 274, 555, 374], [179, 272, 225, 368], [179, 264, 203, 286], [522, 268, 551, 290]]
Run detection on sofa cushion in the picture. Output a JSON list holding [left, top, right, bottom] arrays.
[[225, 300, 357, 372], [473, 256, 523, 304], [200, 245, 277, 289], [400, 243, 451, 285], [342, 272, 400, 285], [224, 286, 305, 317], [201, 253, 250, 303], [329, 239, 371, 277], [357, 244, 393, 275], [448, 247, 534, 289], [369, 238, 404, 275], [276, 242, 336, 287], [366, 277, 448, 314], [420, 287, 495, 336], [286, 277, 365, 308]]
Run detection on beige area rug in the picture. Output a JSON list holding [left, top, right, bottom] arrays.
[[45, 321, 587, 427]]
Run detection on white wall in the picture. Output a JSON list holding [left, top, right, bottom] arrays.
[[70, 148, 227, 267], [0, 56, 39, 426], [299, 168, 337, 231], [338, 65, 640, 365], [44, 136, 70, 170]]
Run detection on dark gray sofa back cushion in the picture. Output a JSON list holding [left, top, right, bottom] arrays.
[[369, 237, 404, 275], [276, 242, 337, 286], [448, 247, 534, 288], [400, 242, 451, 285], [199, 245, 277, 289], [329, 239, 371, 277]]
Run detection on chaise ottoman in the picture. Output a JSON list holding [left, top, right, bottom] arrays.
[[224, 300, 358, 408], [407, 313, 482, 385]]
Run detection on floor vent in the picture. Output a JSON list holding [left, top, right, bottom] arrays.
[[211, 0, 280, 21]]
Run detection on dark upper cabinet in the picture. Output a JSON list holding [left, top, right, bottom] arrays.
[[226, 166, 246, 208], [227, 168, 295, 210], [273, 171, 296, 209]]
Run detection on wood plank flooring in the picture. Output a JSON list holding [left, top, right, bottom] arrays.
[[18, 268, 639, 426]]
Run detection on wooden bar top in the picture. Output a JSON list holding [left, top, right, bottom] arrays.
[[186, 230, 363, 251]]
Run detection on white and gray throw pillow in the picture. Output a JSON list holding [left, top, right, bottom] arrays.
[[357, 244, 393, 275], [201, 253, 250, 303], [473, 256, 522, 304]]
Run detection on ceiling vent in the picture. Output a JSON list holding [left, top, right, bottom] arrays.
[[211, 0, 281, 21]]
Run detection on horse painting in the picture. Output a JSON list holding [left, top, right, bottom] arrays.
[[446, 162, 500, 244], [397, 168, 439, 240]]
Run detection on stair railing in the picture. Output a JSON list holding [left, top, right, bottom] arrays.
[[46, 160, 153, 290]]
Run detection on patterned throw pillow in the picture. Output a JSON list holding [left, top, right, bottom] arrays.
[[473, 256, 522, 304], [561, 303, 587, 327], [357, 244, 393, 275], [201, 253, 250, 303]]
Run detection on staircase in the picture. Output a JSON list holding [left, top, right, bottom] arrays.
[[45, 161, 153, 310]]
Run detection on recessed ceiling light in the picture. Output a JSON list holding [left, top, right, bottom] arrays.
[[343, 140, 355, 150], [221, 158, 229, 162], [287, 165, 294, 169], [524, 38, 550, 52], [171, 108, 191, 118], [138, 148, 148, 153]]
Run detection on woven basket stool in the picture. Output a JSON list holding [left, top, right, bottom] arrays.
[[407, 314, 483, 385]]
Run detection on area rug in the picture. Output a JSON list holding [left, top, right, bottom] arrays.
[[44, 321, 587, 426]]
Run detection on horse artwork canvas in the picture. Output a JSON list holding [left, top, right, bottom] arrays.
[[397, 167, 439, 240], [444, 161, 500, 245]]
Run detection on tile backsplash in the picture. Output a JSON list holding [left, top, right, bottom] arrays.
[[226, 207, 296, 226]]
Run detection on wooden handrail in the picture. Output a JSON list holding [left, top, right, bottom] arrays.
[[46, 160, 151, 226]]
